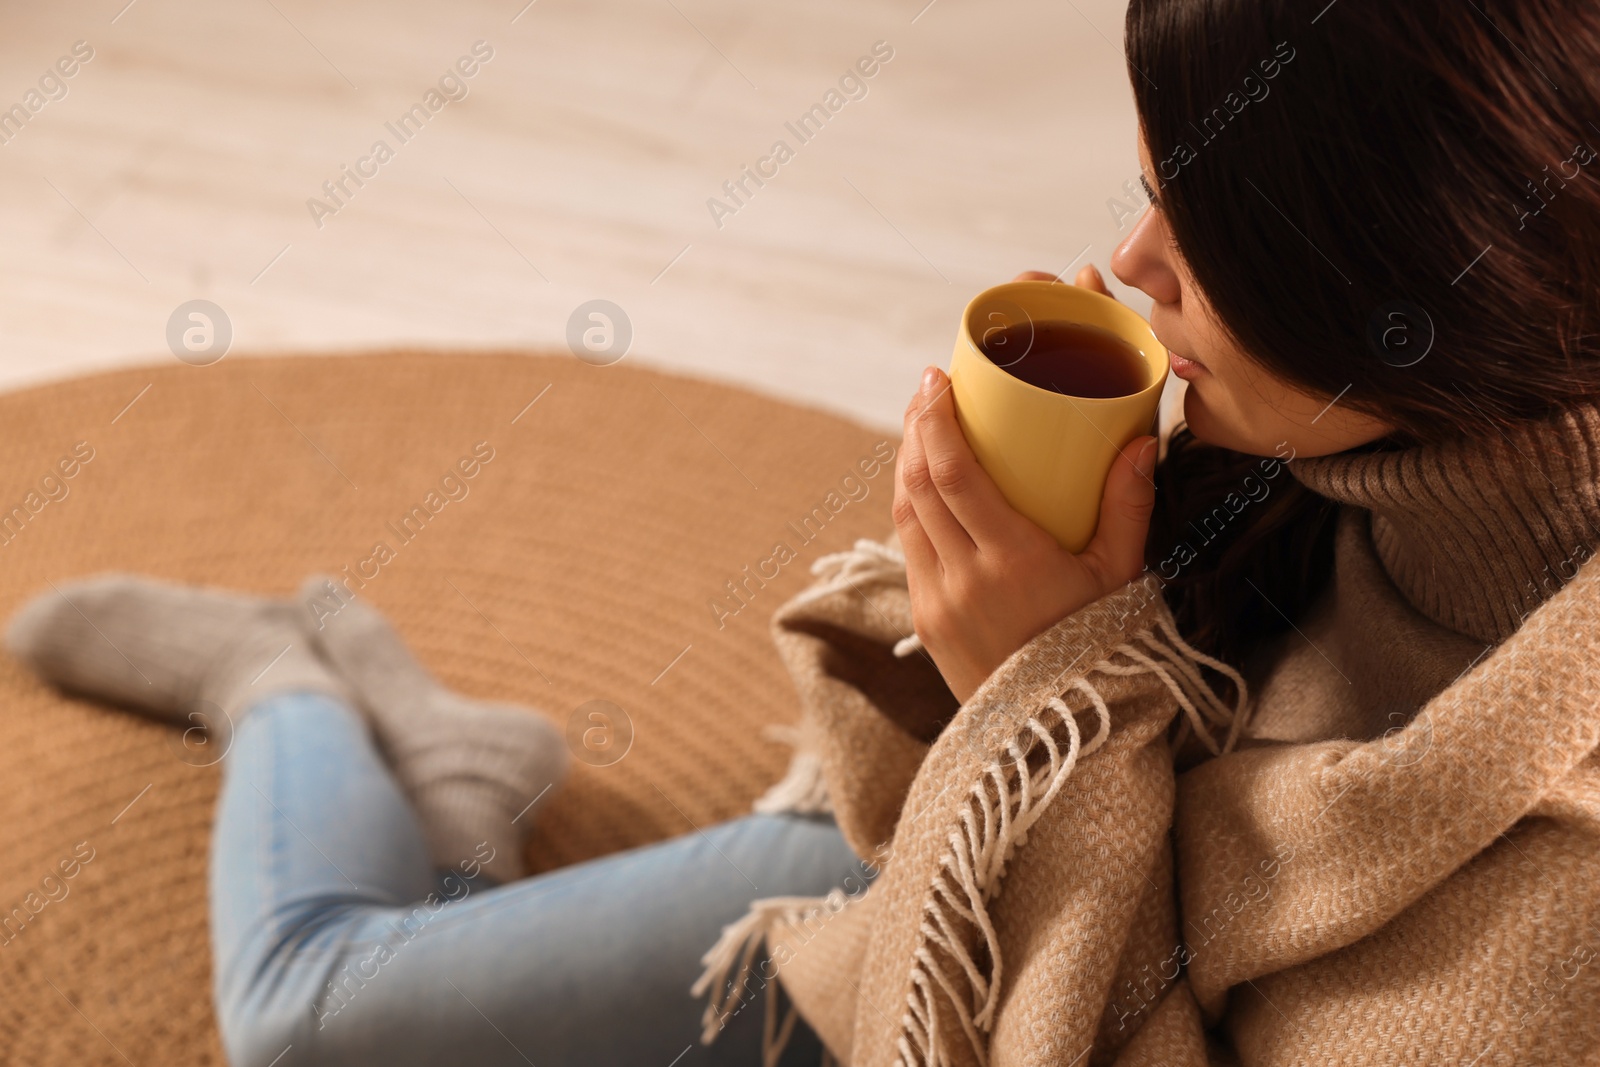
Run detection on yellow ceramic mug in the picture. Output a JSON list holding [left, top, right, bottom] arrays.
[[948, 280, 1169, 553]]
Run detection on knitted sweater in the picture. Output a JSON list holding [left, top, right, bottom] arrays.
[[695, 404, 1600, 1067]]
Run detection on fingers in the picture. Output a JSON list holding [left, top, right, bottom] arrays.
[[1075, 263, 1115, 298], [891, 443, 939, 580], [898, 372, 975, 561], [1079, 435, 1158, 585], [908, 369, 1018, 547], [1010, 266, 1120, 304]]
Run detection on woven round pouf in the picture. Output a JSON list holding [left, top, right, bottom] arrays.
[[0, 350, 896, 1065]]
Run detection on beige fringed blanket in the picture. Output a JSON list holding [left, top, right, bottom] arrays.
[[695, 520, 1600, 1066]]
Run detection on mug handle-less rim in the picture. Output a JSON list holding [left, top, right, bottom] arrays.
[[958, 280, 1168, 405]]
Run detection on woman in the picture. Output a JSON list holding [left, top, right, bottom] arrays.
[[9, 0, 1600, 1064]]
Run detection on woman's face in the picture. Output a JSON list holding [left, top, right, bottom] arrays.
[[1110, 134, 1394, 458]]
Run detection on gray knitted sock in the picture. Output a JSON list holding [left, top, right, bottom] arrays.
[[5, 574, 347, 737], [297, 576, 568, 884]]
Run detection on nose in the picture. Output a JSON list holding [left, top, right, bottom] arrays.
[[1111, 201, 1183, 307]]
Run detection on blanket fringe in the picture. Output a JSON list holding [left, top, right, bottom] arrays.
[[810, 537, 911, 587], [699, 538, 1254, 1067], [895, 621, 1250, 1067], [754, 724, 833, 815], [895, 633, 925, 657], [809, 538, 927, 660], [691, 891, 850, 1066]]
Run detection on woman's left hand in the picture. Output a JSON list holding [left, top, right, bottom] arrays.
[[893, 365, 1158, 704]]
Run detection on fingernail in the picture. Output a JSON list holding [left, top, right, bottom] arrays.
[[1136, 437, 1158, 479], [922, 366, 939, 391]]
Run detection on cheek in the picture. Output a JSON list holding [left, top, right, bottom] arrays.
[[1177, 290, 1261, 397], [1160, 304, 1236, 388], [1201, 353, 1289, 417]]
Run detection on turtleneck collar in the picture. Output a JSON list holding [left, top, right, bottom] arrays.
[[1289, 403, 1600, 645]]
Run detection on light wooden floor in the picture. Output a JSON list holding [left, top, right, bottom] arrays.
[[0, 0, 1154, 431]]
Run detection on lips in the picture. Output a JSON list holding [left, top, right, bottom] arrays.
[[1167, 348, 1206, 381], [1151, 317, 1205, 380]]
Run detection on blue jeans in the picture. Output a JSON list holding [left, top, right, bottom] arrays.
[[210, 690, 863, 1067]]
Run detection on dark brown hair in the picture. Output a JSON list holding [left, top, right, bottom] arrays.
[[1125, 0, 1600, 668]]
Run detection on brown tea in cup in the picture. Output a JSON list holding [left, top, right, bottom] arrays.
[[977, 320, 1148, 399]]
